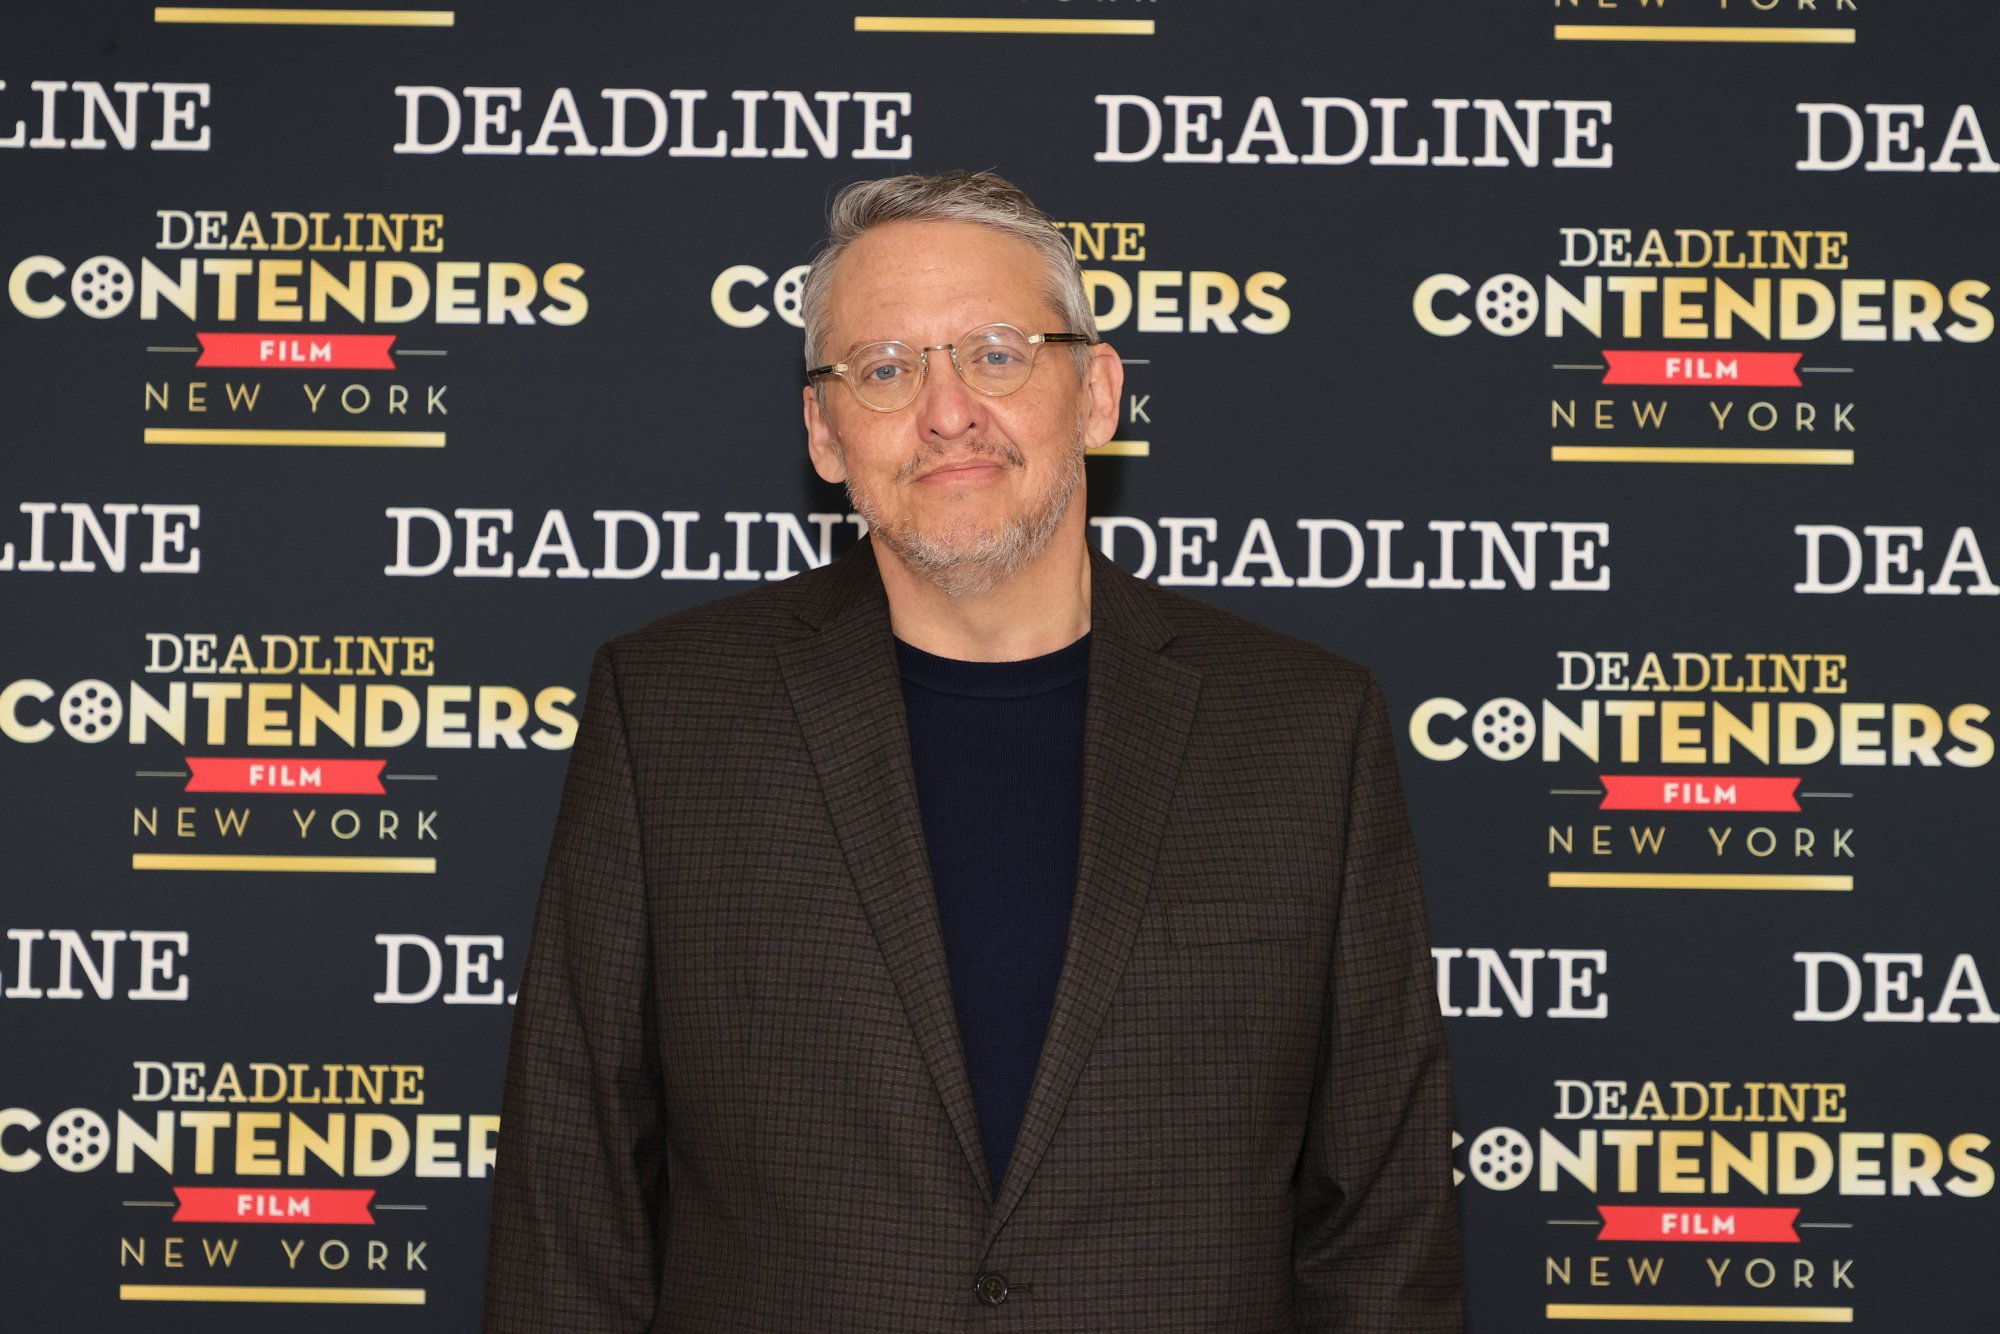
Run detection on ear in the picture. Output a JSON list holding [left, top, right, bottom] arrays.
[[802, 383, 847, 484], [1080, 341, 1126, 450]]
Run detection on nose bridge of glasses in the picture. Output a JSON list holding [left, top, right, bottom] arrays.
[[911, 340, 962, 385], [907, 340, 979, 399], [920, 344, 982, 418]]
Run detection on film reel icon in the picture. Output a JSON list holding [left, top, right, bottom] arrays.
[[61, 680, 123, 743], [73, 256, 132, 318], [1472, 697, 1534, 761], [1475, 274, 1537, 336], [48, 1108, 110, 1172], [1468, 1126, 1532, 1190]]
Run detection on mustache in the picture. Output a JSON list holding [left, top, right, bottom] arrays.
[[895, 437, 1027, 483]]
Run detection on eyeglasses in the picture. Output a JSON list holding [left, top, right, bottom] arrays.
[[807, 323, 1094, 413]]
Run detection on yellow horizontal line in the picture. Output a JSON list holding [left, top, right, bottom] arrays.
[[1551, 446, 1852, 466], [855, 16, 1153, 35], [1554, 24, 1853, 44], [145, 428, 446, 448], [1093, 439, 1150, 457], [1548, 1304, 1852, 1323], [155, 7, 455, 25], [133, 854, 436, 874], [122, 1284, 427, 1304], [1551, 872, 1852, 892]]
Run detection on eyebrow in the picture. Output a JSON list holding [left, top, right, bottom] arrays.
[[838, 320, 1052, 355]]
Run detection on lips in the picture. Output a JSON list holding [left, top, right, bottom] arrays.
[[914, 456, 1008, 481]]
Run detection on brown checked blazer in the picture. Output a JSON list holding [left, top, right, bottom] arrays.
[[484, 538, 1463, 1332]]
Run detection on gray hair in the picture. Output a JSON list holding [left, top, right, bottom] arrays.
[[801, 170, 1096, 375]]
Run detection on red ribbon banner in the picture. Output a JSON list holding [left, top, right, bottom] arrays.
[[1602, 350, 1802, 387], [1598, 1205, 1800, 1244], [185, 757, 387, 795], [195, 332, 396, 370], [173, 1187, 377, 1225], [1599, 775, 1801, 812]]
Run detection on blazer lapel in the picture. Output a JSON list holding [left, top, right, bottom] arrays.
[[776, 542, 995, 1204], [985, 547, 1203, 1240]]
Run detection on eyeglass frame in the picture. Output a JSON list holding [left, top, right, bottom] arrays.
[[806, 324, 1096, 412]]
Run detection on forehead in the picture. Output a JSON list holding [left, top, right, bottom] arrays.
[[825, 219, 1056, 346]]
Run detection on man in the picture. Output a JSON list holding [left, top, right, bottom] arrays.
[[485, 171, 1463, 1331]]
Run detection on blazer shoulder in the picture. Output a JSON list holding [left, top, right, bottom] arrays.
[[1132, 575, 1378, 700], [595, 563, 827, 677]]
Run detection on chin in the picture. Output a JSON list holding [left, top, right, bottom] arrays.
[[850, 448, 1082, 595], [908, 518, 1020, 565]]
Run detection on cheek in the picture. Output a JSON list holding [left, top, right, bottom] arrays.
[[837, 433, 917, 499], [1003, 396, 1085, 458]]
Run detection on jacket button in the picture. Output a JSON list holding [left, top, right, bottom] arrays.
[[975, 1273, 1010, 1306]]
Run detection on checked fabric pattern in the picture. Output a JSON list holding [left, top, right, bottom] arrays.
[[484, 538, 1463, 1332]]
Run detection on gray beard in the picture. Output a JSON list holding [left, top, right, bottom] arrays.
[[842, 421, 1086, 599]]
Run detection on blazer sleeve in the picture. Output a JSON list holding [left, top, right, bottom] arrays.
[[485, 643, 665, 1333], [1293, 675, 1465, 1331]]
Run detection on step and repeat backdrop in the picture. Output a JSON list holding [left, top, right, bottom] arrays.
[[4, 2, 1997, 1329]]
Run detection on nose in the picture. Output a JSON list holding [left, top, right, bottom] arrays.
[[910, 348, 983, 444]]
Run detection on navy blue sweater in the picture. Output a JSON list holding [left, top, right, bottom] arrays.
[[894, 631, 1089, 1189]]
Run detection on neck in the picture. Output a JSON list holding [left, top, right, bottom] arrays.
[[874, 505, 1093, 662]]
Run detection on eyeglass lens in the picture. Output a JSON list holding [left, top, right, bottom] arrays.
[[845, 324, 1040, 409]]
